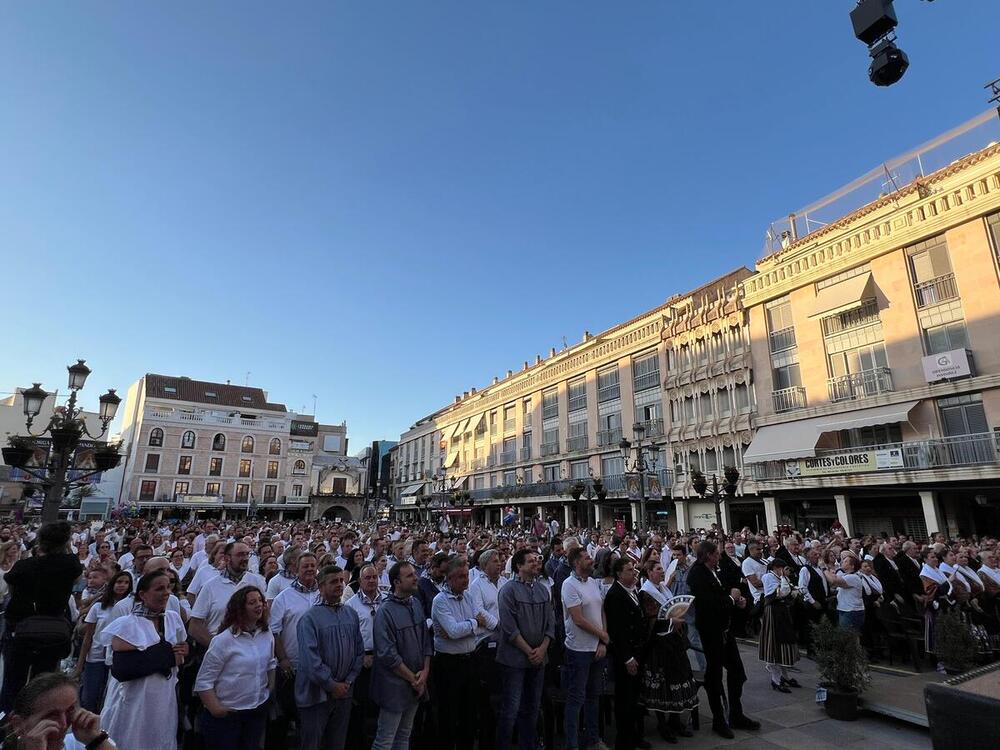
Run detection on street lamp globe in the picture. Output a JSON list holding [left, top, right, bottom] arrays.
[[618, 437, 631, 461], [99, 389, 122, 423], [67, 360, 91, 391], [21, 383, 48, 419]]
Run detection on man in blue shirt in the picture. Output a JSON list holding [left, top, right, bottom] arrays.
[[371, 561, 434, 750], [431, 557, 487, 750], [295, 565, 364, 750]]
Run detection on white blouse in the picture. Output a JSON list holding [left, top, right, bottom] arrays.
[[194, 627, 276, 711]]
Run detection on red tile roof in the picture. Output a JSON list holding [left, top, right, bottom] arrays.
[[144, 374, 287, 412]]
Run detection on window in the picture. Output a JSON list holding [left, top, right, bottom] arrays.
[[212, 433, 226, 451], [163, 386, 177, 394], [542, 389, 559, 420], [766, 298, 796, 352], [636, 401, 661, 424], [597, 367, 620, 402], [908, 235, 956, 308], [269, 438, 281, 455], [667, 349, 678, 371], [839, 424, 902, 449], [683, 396, 695, 422], [632, 352, 660, 392], [704, 448, 718, 472], [570, 461, 589, 479], [181, 431, 195, 449], [148, 428, 163, 447], [828, 342, 888, 379], [730, 326, 744, 352], [568, 420, 588, 450], [144, 454, 160, 473], [241, 436, 255, 453], [263, 485, 277, 502], [670, 401, 681, 423], [701, 392, 714, 418], [773, 363, 802, 391], [503, 470, 516, 486], [204, 391, 217, 398], [209, 457, 223, 476], [718, 388, 732, 417], [821, 300, 881, 337], [293, 459, 306, 475], [139, 481, 156, 501], [292, 484, 302, 497], [205, 482, 221, 496], [241, 395, 252, 402], [543, 464, 560, 482], [734, 383, 751, 413], [178, 456, 192, 475], [722, 445, 736, 468], [490, 474, 498, 489], [522, 468, 533, 484], [602, 455, 624, 478], [924, 321, 969, 355], [988, 211, 1000, 260], [238, 459, 251, 478], [687, 450, 701, 472], [235, 484, 250, 501], [938, 393, 988, 436], [567, 378, 587, 412], [473, 476, 486, 490], [174, 481, 189, 496], [541, 427, 559, 454], [267, 461, 279, 479], [523, 399, 532, 428]]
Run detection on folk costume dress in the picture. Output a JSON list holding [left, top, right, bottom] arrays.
[[98, 607, 187, 750], [637, 592, 699, 716], [758, 571, 800, 685]]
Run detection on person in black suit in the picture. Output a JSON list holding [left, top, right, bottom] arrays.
[[873, 543, 906, 604], [605, 557, 651, 750], [896, 541, 925, 607], [686, 541, 760, 740]]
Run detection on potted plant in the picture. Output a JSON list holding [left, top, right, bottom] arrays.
[[93, 442, 123, 472], [934, 609, 978, 674], [2, 435, 35, 469], [569, 481, 585, 501], [811, 618, 870, 720]]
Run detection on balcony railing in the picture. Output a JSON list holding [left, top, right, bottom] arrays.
[[540, 441, 560, 457], [542, 403, 559, 420], [487, 454, 497, 468], [148, 410, 287, 432], [520, 446, 532, 461], [772, 386, 807, 413], [503, 418, 516, 433], [499, 450, 516, 465], [603, 468, 673, 495], [568, 396, 587, 413], [470, 479, 574, 502], [914, 273, 959, 309], [749, 431, 1000, 480], [597, 427, 623, 447], [598, 384, 621, 402], [769, 327, 796, 353], [633, 370, 661, 392], [567, 435, 589, 452], [636, 418, 664, 438], [828, 367, 893, 402]]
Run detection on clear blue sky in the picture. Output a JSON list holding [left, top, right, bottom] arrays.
[[2, 2, 998, 448]]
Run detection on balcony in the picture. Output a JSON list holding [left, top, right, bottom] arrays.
[[540, 441, 560, 457], [148, 410, 287, 432], [597, 427, 623, 447], [520, 446, 532, 461], [603, 468, 673, 495], [914, 273, 959, 309], [772, 386, 807, 413], [636, 418, 664, 438], [503, 418, 516, 433], [499, 450, 516, 466], [567, 435, 589, 452], [633, 370, 661, 392], [749, 431, 999, 480], [542, 404, 559, 420], [469, 478, 574, 502], [828, 367, 893, 402], [769, 327, 796, 353], [471, 458, 486, 471], [598, 384, 621, 402]]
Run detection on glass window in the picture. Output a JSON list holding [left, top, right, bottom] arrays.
[[766, 299, 794, 332], [602, 455, 624, 477], [632, 352, 661, 392], [239, 459, 252, 478], [139, 481, 156, 501], [938, 393, 988, 436], [292, 484, 302, 497], [144, 454, 159, 472], [205, 482, 220, 496], [269, 438, 281, 455], [542, 389, 559, 419], [908, 235, 952, 284], [212, 433, 226, 451], [567, 378, 587, 412], [293, 459, 306, 474], [687, 450, 701, 472], [241, 436, 255, 453], [718, 389, 732, 416], [683, 397, 695, 421], [148, 428, 163, 447], [473, 476, 485, 490], [543, 464, 559, 482], [735, 383, 751, 412], [178, 456, 192, 475], [181, 431, 195, 449], [267, 461, 279, 479], [701, 392, 714, 417], [209, 457, 223, 476], [773, 363, 802, 390], [264, 485, 277, 501], [174, 482, 189, 496], [924, 321, 969, 355], [503, 470, 516, 486], [704, 448, 718, 472], [235, 484, 250, 501], [570, 461, 589, 479], [522, 468, 533, 484]]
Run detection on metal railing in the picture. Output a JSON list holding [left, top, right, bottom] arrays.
[[602, 468, 673, 495], [568, 395, 587, 413], [633, 370, 661, 392], [540, 441, 560, 457], [542, 402, 559, 420], [567, 435, 589, 452], [499, 450, 516, 465], [503, 418, 516, 433], [523, 414, 533, 428], [598, 384, 621, 402], [520, 446, 532, 461], [636, 418, 664, 438], [914, 273, 959, 309], [749, 431, 1000, 480], [597, 427, 623, 447], [769, 327, 796, 353], [772, 386, 807, 413], [828, 367, 893, 402], [470, 479, 574, 502]]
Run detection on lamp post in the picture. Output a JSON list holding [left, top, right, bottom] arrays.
[[428, 469, 452, 526], [619, 422, 658, 530], [4, 361, 122, 522], [690, 465, 740, 532], [569, 469, 607, 530]]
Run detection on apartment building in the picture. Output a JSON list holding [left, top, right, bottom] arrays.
[[117, 374, 296, 520], [742, 138, 1000, 538], [393, 417, 446, 522]]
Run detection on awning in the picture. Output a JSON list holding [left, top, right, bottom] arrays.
[[447, 422, 463, 439], [470, 413, 485, 433], [400, 483, 426, 497], [743, 400, 918, 462], [458, 417, 471, 435], [808, 272, 877, 318], [444, 450, 460, 468], [450, 476, 468, 490]]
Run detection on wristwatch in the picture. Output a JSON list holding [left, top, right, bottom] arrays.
[[86, 731, 113, 750]]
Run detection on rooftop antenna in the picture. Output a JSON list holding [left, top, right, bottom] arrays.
[[244, 371, 251, 386], [561, 335, 568, 350], [312, 394, 317, 415], [986, 74, 1000, 111]]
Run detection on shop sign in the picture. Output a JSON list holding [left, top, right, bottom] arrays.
[[787, 447, 904, 477], [921, 348, 971, 382], [290, 420, 319, 437]]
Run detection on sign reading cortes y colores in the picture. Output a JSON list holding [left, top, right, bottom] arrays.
[[787, 446, 905, 477], [921, 348, 971, 383]]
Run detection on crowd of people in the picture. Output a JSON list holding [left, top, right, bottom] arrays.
[[0, 512, 997, 749]]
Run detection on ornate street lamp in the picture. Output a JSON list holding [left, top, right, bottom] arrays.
[[690, 465, 740, 532], [5, 361, 122, 522], [619, 422, 658, 530]]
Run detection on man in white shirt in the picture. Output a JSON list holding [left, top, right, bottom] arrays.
[[343, 562, 385, 747], [741, 543, 767, 604], [188, 534, 219, 575], [187, 543, 226, 607], [189, 541, 266, 645], [266, 547, 301, 601], [561, 547, 610, 750]]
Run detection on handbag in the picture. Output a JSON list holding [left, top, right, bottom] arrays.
[[13, 615, 72, 649]]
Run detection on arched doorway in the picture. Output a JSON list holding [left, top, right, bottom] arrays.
[[322, 505, 353, 522]]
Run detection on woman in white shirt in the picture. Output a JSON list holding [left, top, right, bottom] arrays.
[[639, 561, 673, 608], [74, 571, 133, 712], [758, 559, 801, 691], [194, 586, 276, 750], [824, 554, 866, 632]]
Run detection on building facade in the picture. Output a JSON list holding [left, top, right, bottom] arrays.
[[742, 142, 1000, 538]]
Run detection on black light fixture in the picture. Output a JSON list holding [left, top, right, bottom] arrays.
[[98, 389, 122, 423], [850, 0, 909, 87], [21, 383, 49, 422], [67, 359, 92, 391]]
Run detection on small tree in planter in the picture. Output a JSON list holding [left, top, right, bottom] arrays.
[[811, 618, 870, 721], [934, 609, 978, 674], [2, 435, 35, 469]]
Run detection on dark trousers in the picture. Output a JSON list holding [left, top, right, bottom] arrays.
[[79, 661, 109, 713], [611, 661, 643, 750], [347, 663, 377, 748], [474, 642, 499, 750], [0, 634, 69, 712], [432, 652, 478, 750], [701, 630, 746, 727], [265, 667, 297, 750], [495, 663, 545, 750], [199, 704, 267, 750]]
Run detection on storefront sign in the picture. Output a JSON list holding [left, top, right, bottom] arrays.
[[921, 348, 971, 382], [788, 447, 905, 477], [290, 420, 319, 437]]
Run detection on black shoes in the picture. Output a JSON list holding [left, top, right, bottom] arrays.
[[771, 682, 792, 693], [781, 677, 802, 688], [712, 722, 735, 740], [635, 740, 652, 749], [730, 715, 761, 731], [669, 725, 694, 738]]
